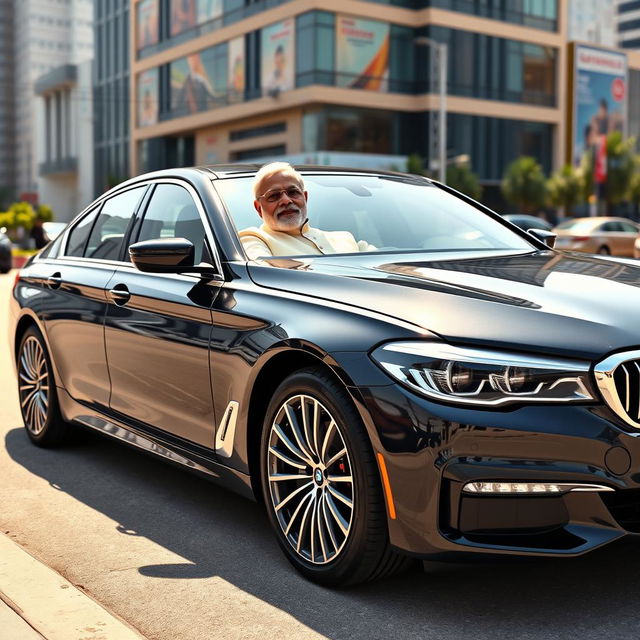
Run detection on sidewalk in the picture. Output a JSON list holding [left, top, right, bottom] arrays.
[[0, 533, 146, 640]]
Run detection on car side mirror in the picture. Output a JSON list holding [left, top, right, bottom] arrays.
[[129, 237, 215, 276], [527, 228, 557, 249]]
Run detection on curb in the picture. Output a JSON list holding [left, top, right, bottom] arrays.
[[0, 533, 147, 640]]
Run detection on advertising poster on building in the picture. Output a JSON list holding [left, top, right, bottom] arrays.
[[336, 16, 389, 91], [261, 19, 295, 96], [170, 0, 197, 36], [572, 44, 627, 167], [228, 37, 245, 102], [137, 0, 159, 49], [138, 68, 159, 127], [197, 0, 223, 24], [171, 52, 219, 115]]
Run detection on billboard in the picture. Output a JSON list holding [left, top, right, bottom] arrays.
[[228, 37, 245, 102], [170, 0, 197, 36], [138, 68, 159, 127], [137, 0, 159, 49], [261, 19, 295, 96], [571, 44, 627, 167], [171, 51, 221, 115], [336, 16, 389, 91]]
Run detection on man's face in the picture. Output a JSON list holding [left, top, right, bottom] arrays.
[[254, 171, 307, 233]]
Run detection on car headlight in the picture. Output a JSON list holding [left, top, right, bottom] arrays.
[[370, 342, 595, 406]]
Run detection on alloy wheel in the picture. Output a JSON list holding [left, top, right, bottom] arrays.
[[266, 394, 354, 565], [19, 336, 50, 435]]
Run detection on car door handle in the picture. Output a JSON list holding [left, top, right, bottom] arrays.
[[108, 284, 131, 306], [47, 273, 62, 289]]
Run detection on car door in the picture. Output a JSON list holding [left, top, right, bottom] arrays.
[[34, 186, 147, 409], [103, 180, 224, 447]]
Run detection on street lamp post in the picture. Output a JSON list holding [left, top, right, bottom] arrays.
[[414, 37, 447, 184]]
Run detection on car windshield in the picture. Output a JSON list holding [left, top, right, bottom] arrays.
[[215, 174, 533, 257]]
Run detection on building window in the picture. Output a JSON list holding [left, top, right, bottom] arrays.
[[230, 121, 286, 140], [231, 144, 286, 161]]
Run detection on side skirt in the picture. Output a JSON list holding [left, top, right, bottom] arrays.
[[57, 387, 255, 501]]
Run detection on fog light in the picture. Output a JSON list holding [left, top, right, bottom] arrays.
[[462, 482, 614, 495]]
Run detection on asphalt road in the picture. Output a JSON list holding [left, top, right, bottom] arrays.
[[2, 269, 640, 640]]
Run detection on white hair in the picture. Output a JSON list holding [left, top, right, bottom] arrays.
[[253, 162, 304, 199]]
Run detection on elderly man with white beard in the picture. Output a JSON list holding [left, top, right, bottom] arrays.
[[239, 162, 375, 259]]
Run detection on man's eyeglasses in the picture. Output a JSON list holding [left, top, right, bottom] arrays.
[[258, 186, 304, 203]]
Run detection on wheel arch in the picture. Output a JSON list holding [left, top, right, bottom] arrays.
[[13, 311, 65, 390], [244, 343, 365, 501]]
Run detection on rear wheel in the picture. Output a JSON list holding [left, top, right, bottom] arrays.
[[597, 245, 610, 255], [18, 327, 72, 447], [260, 367, 411, 586]]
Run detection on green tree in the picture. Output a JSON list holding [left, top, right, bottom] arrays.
[[8, 202, 36, 231], [581, 132, 636, 211], [628, 155, 640, 210], [446, 163, 482, 201], [546, 164, 584, 216], [605, 131, 636, 210], [406, 153, 425, 176], [36, 204, 54, 222], [501, 156, 547, 214]]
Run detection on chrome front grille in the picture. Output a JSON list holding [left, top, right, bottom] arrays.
[[595, 350, 640, 429]]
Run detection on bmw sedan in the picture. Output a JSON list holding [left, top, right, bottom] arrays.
[[9, 165, 640, 586]]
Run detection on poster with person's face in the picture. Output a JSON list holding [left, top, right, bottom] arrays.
[[197, 0, 223, 23], [171, 0, 197, 36], [138, 68, 159, 126], [137, 0, 159, 49], [171, 52, 219, 115], [572, 44, 627, 166], [336, 16, 389, 91], [261, 19, 295, 95], [228, 36, 245, 102]]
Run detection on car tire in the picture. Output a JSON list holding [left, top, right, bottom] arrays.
[[597, 246, 610, 255], [260, 366, 412, 587], [17, 327, 72, 447]]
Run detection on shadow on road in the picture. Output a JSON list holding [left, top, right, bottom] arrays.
[[6, 424, 640, 639]]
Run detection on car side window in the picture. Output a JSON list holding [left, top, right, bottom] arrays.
[[65, 207, 100, 257], [620, 222, 639, 233], [136, 183, 208, 265], [600, 221, 623, 232], [85, 187, 146, 261]]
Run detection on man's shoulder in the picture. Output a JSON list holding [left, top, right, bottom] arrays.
[[239, 226, 268, 240]]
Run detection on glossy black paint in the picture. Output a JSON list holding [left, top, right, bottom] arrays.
[[9, 165, 640, 562]]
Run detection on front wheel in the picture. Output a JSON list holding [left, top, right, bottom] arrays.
[[18, 327, 72, 447], [260, 367, 411, 587]]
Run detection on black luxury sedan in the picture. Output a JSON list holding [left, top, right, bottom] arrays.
[[9, 165, 640, 586]]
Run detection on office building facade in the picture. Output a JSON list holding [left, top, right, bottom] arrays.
[[94, 0, 131, 196], [129, 0, 563, 206], [13, 0, 93, 201]]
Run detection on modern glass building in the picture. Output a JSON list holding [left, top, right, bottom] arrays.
[[94, 0, 131, 196], [130, 0, 565, 205]]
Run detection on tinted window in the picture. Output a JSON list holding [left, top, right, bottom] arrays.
[[85, 187, 146, 261], [137, 184, 207, 264], [65, 207, 100, 257]]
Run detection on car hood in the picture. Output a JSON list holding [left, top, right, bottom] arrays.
[[247, 249, 640, 360]]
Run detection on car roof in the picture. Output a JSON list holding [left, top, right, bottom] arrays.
[[112, 164, 431, 184]]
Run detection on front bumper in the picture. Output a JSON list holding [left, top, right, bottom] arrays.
[[359, 382, 640, 559]]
